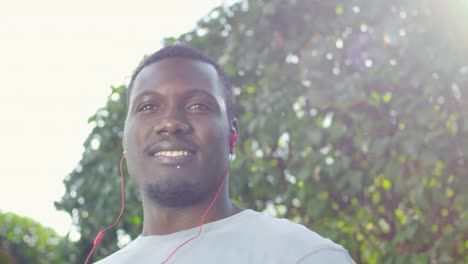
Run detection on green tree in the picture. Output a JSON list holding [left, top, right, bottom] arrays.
[[0, 211, 72, 264], [56, 0, 468, 263]]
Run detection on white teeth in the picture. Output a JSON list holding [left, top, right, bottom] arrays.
[[154, 150, 192, 157]]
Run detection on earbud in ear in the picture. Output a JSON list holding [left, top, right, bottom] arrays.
[[122, 138, 126, 157], [230, 133, 238, 153]]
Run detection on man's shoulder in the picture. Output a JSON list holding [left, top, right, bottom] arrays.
[[238, 210, 354, 263], [92, 236, 142, 264], [244, 210, 340, 246], [92, 247, 126, 264]]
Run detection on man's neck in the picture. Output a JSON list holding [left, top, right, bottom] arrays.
[[140, 195, 243, 236]]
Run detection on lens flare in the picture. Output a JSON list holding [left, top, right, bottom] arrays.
[[299, 33, 366, 110]]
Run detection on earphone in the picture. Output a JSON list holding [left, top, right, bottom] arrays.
[[85, 154, 126, 264], [85, 133, 238, 264], [230, 132, 238, 153]]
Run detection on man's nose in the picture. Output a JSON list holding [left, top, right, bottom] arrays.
[[153, 110, 191, 135]]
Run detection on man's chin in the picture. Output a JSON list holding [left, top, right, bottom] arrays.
[[144, 181, 203, 208]]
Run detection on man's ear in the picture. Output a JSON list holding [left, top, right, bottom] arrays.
[[231, 118, 238, 136], [229, 118, 238, 154]]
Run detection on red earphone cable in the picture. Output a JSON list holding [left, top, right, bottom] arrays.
[[160, 156, 232, 264], [85, 154, 233, 264], [84, 155, 126, 264]]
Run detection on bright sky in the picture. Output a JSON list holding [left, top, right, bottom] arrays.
[[0, 0, 228, 236]]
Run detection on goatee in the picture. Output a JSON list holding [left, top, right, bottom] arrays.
[[145, 180, 203, 207]]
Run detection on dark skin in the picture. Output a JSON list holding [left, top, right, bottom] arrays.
[[124, 58, 242, 236]]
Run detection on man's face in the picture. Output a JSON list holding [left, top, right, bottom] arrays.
[[124, 58, 232, 207]]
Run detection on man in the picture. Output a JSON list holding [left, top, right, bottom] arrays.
[[95, 44, 354, 263]]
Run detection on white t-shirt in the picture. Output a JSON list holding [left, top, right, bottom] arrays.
[[94, 209, 354, 263]]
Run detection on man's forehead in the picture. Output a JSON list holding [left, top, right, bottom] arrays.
[[133, 58, 216, 89], [139, 57, 217, 78], [130, 58, 225, 105]]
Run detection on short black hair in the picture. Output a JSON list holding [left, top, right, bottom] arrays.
[[127, 44, 234, 123]]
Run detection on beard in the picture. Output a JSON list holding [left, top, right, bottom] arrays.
[[144, 179, 204, 208]]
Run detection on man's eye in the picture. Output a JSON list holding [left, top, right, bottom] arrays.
[[137, 103, 159, 112], [188, 103, 210, 111]]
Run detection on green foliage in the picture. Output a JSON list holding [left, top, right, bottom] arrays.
[[56, 0, 468, 263], [0, 211, 72, 264]]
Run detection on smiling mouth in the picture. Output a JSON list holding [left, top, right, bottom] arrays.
[[153, 150, 194, 157]]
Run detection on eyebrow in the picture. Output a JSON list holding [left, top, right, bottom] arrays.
[[184, 89, 218, 99], [131, 89, 220, 105], [132, 90, 162, 101]]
